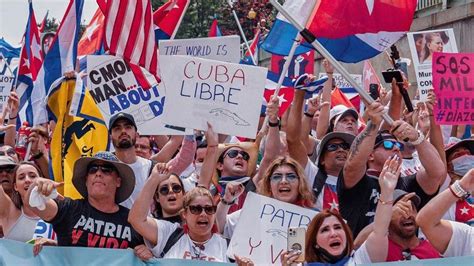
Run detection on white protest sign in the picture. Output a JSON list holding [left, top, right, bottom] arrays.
[[87, 55, 189, 135], [159, 35, 240, 63], [227, 192, 318, 265], [407, 29, 458, 101], [319, 73, 362, 88], [160, 55, 267, 139], [0, 75, 13, 111]]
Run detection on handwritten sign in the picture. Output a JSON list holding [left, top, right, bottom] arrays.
[[159, 35, 240, 63], [87, 55, 189, 135], [433, 52, 474, 125], [0, 75, 13, 111], [407, 29, 458, 101], [160, 55, 267, 139], [227, 192, 318, 265]]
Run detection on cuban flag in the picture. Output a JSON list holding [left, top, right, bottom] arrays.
[[38, 10, 49, 33], [16, 0, 44, 126], [77, 7, 105, 72], [306, 0, 417, 63], [23, 0, 84, 125], [260, 0, 315, 56], [208, 18, 222, 37], [455, 197, 474, 226], [153, 0, 190, 42], [240, 28, 261, 66], [0, 38, 20, 76]]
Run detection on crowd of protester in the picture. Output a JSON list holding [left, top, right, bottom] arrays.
[[0, 58, 473, 265]]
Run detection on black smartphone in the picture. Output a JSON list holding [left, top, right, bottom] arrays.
[[382, 70, 403, 83], [369, 84, 379, 100]]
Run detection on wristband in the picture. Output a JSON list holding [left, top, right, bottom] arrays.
[[450, 180, 470, 200], [378, 198, 394, 205], [220, 197, 236, 206], [304, 112, 314, 118], [410, 130, 425, 146], [268, 119, 280, 128], [9, 114, 18, 120]]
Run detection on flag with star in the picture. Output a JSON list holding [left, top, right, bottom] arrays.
[[322, 184, 339, 211], [77, 7, 105, 71], [263, 71, 295, 117], [455, 197, 474, 226], [362, 60, 381, 93], [16, 0, 44, 126]]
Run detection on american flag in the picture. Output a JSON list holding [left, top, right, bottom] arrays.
[[104, 0, 158, 80]]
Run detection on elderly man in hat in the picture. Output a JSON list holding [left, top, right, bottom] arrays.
[[338, 101, 446, 237], [25, 151, 143, 249]]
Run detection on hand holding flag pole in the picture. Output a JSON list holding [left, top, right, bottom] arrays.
[[226, 0, 256, 65], [268, 0, 394, 125]]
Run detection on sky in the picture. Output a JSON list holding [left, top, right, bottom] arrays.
[[0, 0, 98, 46]]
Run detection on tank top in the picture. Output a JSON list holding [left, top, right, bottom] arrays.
[[4, 208, 40, 242]]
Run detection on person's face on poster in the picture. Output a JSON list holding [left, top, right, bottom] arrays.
[[427, 34, 444, 54], [415, 35, 425, 54]]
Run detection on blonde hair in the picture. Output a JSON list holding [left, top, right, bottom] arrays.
[[183, 186, 214, 209]]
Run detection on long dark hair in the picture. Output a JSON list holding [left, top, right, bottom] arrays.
[[305, 209, 354, 262], [11, 162, 43, 210], [152, 173, 185, 219]]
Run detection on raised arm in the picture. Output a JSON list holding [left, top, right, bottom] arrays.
[[286, 89, 310, 169], [315, 60, 333, 139], [391, 120, 445, 195], [0, 184, 14, 218], [365, 155, 401, 262], [416, 169, 474, 254], [24, 178, 61, 221], [253, 95, 281, 186], [128, 163, 170, 246], [166, 135, 197, 176], [150, 135, 184, 163], [343, 101, 385, 189], [4, 91, 19, 147], [197, 123, 219, 188], [216, 182, 244, 234]]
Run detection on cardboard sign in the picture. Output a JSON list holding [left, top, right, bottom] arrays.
[[160, 55, 267, 139], [0, 75, 13, 111], [433, 52, 474, 125], [227, 192, 318, 265], [407, 29, 458, 101], [159, 35, 240, 63], [86, 55, 188, 135]]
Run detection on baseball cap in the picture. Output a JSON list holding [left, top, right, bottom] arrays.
[[108, 112, 137, 133]]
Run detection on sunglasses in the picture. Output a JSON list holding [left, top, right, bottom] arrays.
[[159, 184, 183, 196], [87, 164, 116, 175], [224, 150, 250, 161], [376, 140, 404, 151], [326, 143, 350, 152], [0, 149, 16, 157], [270, 173, 299, 183], [187, 205, 217, 215], [0, 167, 14, 174]]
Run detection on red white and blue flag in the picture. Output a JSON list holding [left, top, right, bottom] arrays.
[[455, 197, 474, 226], [77, 7, 105, 71], [321, 184, 339, 211], [208, 18, 222, 37], [16, 0, 44, 126], [153, 0, 190, 42], [38, 10, 49, 33], [306, 0, 417, 63], [240, 28, 261, 66]]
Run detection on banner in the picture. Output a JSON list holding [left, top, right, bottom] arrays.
[[407, 29, 458, 101], [227, 192, 318, 265], [159, 36, 240, 63], [160, 56, 267, 139], [271, 51, 314, 79], [432, 52, 474, 125], [0, 75, 13, 111], [318, 73, 362, 99], [87, 55, 188, 135]]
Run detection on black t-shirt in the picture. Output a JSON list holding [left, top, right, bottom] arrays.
[[337, 172, 436, 238], [48, 198, 143, 248]]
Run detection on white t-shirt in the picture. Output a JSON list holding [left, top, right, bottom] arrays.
[[401, 152, 421, 177], [149, 219, 229, 262], [223, 210, 242, 239], [443, 221, 474, 257], [304, 159, 319, 189], [181, 172, 199, 193], [120, 157, 152, 209]]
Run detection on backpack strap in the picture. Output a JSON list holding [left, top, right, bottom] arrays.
[[148, 160, 157, 177], [312, 169, 328, 199], [160, 227, 184, 258]]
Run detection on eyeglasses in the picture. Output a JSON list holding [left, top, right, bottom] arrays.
[[158, 184, 183, 196], [135, 144, 151, 150], [375, 140, 404, 151], [0, 148, 16, 157], [224, 150, 250, 161], [270, 173, 299, 183], [187, 205, 217, 215], [402, 249, 411, 261], [0, 167, 14, 174], [87, 164, 116, 175], [326, 143, 350, 152]]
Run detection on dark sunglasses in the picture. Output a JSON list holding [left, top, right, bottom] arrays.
[[376, 140, 404, 151], [224, 150, 250, 161], [0, 167, 14, 174], [270, 173, 299, 183], [87, 164, 116, 175], [159, 184, 183, 196], [187, 205, 217, 215], [326, 143, 350, 152], [0, 148, 16, 157]]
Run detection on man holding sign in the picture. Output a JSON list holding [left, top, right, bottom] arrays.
[[432, 52, 474, 125]]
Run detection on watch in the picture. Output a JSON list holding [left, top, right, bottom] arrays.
[[268, 119, 280, 128], [220, 198, 236, 206]]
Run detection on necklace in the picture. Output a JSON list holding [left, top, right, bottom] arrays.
[[189, 235, 211, 251]]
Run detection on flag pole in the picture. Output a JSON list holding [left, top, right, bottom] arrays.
[[226, 0, 256, 65], [273, 36, 301, 96], [268, 0, 394, 125]]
